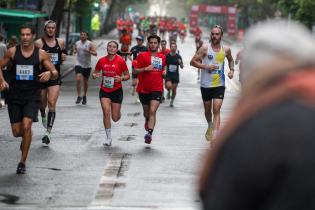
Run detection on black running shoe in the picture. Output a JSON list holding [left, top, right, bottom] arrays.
[[75, 96, 82, 104], [16, 162, 26, 174], [42, 135, 50, 145], [82, 96, 87, 105], [144, 133, 152, 144]]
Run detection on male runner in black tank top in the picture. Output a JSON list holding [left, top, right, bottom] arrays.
[[35, 20, 66, 145], [0, 24, 58, 174]]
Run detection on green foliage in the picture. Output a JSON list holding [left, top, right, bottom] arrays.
[[73, 0, 94, 17], [279, 0, 315, 28]]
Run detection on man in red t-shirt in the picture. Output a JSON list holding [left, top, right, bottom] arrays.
[[159, 39, 171, 56], [134, 34, 166, 144], [92, 41, 130, 146]]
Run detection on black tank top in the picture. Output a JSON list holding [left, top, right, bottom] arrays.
[[41, 38, 62, 75], [9, 45, 42, 100]]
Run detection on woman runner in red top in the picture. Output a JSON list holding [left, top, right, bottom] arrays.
[[92, 41, 130, 146]]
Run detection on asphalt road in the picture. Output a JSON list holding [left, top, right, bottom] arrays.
[[0, 31, 241, 210]]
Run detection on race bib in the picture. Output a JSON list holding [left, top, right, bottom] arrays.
[[169, 64, 177, 73], [16, 65, 34, 80], [103, 76, 114, 88], [49, 53, 59, 65], [151, 56, 162, 70]]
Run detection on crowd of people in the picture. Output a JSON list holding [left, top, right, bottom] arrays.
[[1, 13, 315, 210], [0, 12, 234, 174]]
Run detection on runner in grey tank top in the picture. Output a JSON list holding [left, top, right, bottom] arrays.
[[74, 31, 97, 105]]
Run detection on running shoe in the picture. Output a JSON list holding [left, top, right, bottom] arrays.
[[41, 116, 47, 129], [103, 138, 112, 146], [82, 96, 87, 105], [16, 162, 26, 174], [205, 127, 213, 141], [144, 133, 152, 144], [169, 100, 174, 107], [167, 91, 171, 100], [75, 96, 82, 104], [42, 134, 50, 145]]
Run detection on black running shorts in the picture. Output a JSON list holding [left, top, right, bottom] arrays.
[[139, 91, 162, 105], [165, 75, 179, 84], [40, 78, 62, 89], [200, 86, 225, 101], [75, 65, 92, 78], [99, 88, 123, 104], [8, 100, 40, 123]]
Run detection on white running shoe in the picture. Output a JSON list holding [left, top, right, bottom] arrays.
[[103, 138, 112, 146]]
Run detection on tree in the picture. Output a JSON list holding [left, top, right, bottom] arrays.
[[50, 0, 67, 36], [279, 0, 315, 28]]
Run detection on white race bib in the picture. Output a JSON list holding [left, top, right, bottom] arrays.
[[169, 64, 177, 72], [49, 53, 59, 65], [16, 65, 34, 80], [151, 56, 162, 70], [103, 76, 114, 88]]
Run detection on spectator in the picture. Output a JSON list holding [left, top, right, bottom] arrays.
[[0, 33, 7, 107]]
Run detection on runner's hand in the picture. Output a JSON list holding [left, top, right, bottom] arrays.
[[38, 71, 51, 82], [114, 75, 122, 82], [92, 72, 101, 80], [0, 81, 9, 90], [207, 64, 219, 71]]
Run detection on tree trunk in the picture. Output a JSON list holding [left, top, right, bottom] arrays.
[[102, 0, 116, 34], [50, 0, 67, 36]]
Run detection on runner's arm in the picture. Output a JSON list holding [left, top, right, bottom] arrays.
[[225, 47, 234, 79], [39, 50, 58, 81], [135, 65, 154, 73], [0, 49, 13, 90], [89, 43, 97, 56], [58, 38, 67, 61], [190, 45, 209, 70], [119, 69, 130, 82]]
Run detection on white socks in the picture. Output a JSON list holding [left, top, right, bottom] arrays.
[[105, 128, 111, 139]]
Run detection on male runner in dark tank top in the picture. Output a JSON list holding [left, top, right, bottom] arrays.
[[0, 24, 58, 174], [35, 20, 66, 145]]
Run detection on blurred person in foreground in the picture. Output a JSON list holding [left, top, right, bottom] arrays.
[[0, 33, 7, 107], [199, 20, 315, 210]]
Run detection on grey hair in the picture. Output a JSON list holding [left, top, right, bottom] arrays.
[[242, 19, 315, 80]]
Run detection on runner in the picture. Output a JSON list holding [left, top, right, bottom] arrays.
[[118, 29, 132, 61], [35, 20, 66, 145], [0, 24, 58, 174], [165, 42, 183, 107], [190, 25, 234, 142], [133, 34, 166, 144], [92, 41, 130, 146], [128, 35, 148, 97], [159, 40, 171, 56], [159, 40, 171, 102], [74, 31, 97, 105]]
